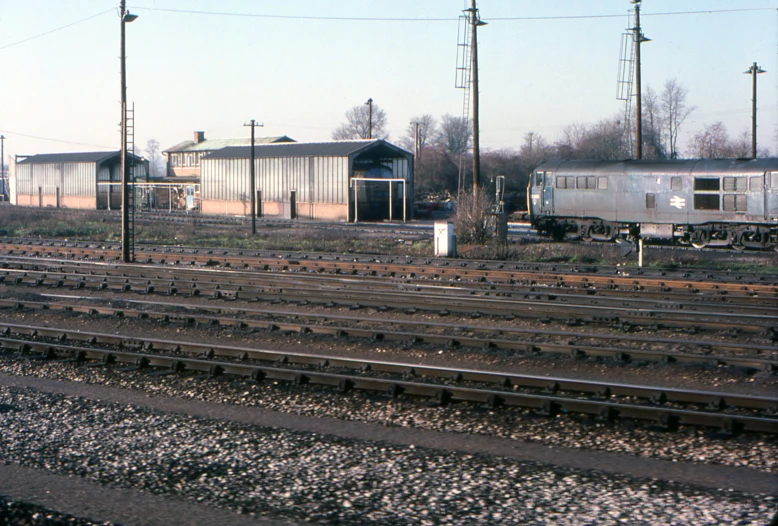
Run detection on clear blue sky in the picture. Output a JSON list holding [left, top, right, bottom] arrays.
[[1, 1, 776, 160]]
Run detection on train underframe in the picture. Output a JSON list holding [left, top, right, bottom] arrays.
[[534, 217, 778, 250]]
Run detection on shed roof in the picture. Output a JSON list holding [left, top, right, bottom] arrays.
[[163, 136, 295, 153], [17, 151, 146, 165], [202, 139, 412, 160]]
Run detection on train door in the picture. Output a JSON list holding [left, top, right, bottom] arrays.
[[541, 172, 554, 214]]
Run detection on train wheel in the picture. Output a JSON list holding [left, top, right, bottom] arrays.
[[690, 230, 708, 249]]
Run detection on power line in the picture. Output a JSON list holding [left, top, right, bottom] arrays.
[[0, 9, 114, 51], [0, 129, 114, 150], [132, 6, 776, 22]]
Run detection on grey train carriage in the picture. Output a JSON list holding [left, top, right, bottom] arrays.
[[527, 159, 778, 249]]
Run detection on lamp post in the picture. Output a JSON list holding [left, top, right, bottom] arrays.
[[120, 0, 138, 263], [743, 62, 766, 159], [365, 98, 373, 139]]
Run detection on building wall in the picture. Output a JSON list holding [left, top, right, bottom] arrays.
[[201, 198, 348, 221], [201, 156, 349, 205]]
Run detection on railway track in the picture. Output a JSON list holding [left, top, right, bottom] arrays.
[[1, 322, 775, 434], [1, 295, 775, 373]]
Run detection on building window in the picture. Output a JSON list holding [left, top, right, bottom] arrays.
[[671, 176, 682, 191], [646, 193, 655, 209]]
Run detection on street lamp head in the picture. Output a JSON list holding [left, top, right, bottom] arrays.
[[744, 62, 766, 75], [123, 11, 138, 23], [629, 0, 642, 4]]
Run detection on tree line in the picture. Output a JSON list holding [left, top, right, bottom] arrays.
[[332, 78, 774, 208]]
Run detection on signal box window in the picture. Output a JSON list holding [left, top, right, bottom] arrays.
[[694, 178, 720, 191], [645, 193, 656, 209], [671, 177, 682, 191]]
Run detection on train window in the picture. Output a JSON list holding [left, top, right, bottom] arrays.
[[671, 177, 682, 191], [694, 178, 720, 191], [694, 194, 720, 210], [771, 172, 778, 189], [556, 176, 575, 189], [749, 176, 762, 191], [723, 194, 747, 212], [576, 176, 596, 189], [645, 193, 655, 209], [597, 176, 608, 190], [723, 177, 746, 192]]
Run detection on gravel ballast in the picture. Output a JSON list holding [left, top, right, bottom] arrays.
[[0, 383, 776, 525]]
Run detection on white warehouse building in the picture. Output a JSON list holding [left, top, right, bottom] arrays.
[[200, 139, 414, 222]]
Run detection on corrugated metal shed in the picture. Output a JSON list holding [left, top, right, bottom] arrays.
[[12, 150, 148, 209], [199, 139, 414, 221]]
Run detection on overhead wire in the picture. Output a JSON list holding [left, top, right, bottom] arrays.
[[131, 6, 776, 21], [0, 130, 114, 150], [0, 9, 114, 51]]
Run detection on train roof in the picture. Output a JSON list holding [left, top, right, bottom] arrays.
[[533, 158, 778, 177]]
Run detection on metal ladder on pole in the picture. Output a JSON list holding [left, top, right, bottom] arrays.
[[617, 30, 636, 157], [125, 103, 136, 259], [455, 13, 472, 199]]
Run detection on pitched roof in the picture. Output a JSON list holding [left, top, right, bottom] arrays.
[[16, 151, 146, 164], [163, 136, 295, 153], [202, 139, 412, 160]]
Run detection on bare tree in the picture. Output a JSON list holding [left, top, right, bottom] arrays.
[[659, 79, 696, 159], [687, 122, 750, 159], [556, 118, 627, 160], [145, 139, 164, 178], [400, 114, 436, 158], [332, 102, 388, 140], [436, 114, 471, 157], [641, 85, 666, 159]]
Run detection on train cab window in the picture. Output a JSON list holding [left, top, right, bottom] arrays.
[[597, 176, 608, 190], [723, 177, 746, 192], [671, 177, 682, 191], [694, 178, 720, 191], [576, 176, 596, 189], [723, 194, 747, 212], [749, 176, 762, 191], [533, 172, 544, 185], [645, 193, 655, 209]]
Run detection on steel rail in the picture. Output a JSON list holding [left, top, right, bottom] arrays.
[[1, 298, 775, 372], [1, 268, 776, 334], [2, 256, 776, 310], [1, 328, 775, 433], [2, 242, 777, 294]]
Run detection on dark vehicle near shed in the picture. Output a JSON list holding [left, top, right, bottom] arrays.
[[527, 159, 778, 249]]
